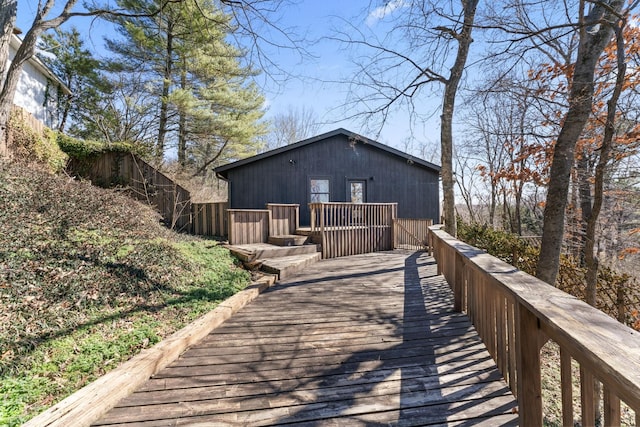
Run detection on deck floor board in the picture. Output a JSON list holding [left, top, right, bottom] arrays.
[[94, 251, 517, 426]]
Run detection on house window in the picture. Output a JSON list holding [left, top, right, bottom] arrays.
[[310, 178, 330, 202], [349, 181, 366, 203]]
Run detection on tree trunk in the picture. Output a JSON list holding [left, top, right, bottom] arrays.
[[577, 150, 592, 265], [178, 59, 187, 168], [585, 21, 627, 307], [489, 176, 497, 227], [514, 182, 523, 235], [156, 18, 174, 161], [0, 0, 18, 156], [536, 1, 623, 286], [440, 0, 479, 236], [58, 93, 73, 133]]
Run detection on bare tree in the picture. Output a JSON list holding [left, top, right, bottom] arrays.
[[332, 0, 480, 236], [263, 105, 320, 151], [536, 0, 629, 285]]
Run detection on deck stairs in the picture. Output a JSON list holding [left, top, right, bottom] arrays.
[[227, 232, 321, 279]]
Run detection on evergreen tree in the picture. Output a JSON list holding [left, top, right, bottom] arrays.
[[172, 0, 266, 172], [38, 27, 108, 133], [105, 0, 266, 166]]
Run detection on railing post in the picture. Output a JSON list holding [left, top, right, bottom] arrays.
[[516, 303, 543, 426], [320, 204, 326, 258]]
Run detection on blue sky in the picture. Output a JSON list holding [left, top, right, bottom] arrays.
[[15, 0, 442, 161]]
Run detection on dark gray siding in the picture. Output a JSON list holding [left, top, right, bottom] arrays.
[[225, 134, 439, 225]]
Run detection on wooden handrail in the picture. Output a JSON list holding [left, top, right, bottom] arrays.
[[429, 226, 640, 426]]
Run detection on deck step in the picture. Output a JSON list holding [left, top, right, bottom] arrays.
[[268, 234, 310, 246], [254, 243, 319, 259], [227, 243, 320, 261], [261, 252, 322, 279]]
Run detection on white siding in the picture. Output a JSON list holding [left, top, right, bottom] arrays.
[[8, 37, 62, 128]]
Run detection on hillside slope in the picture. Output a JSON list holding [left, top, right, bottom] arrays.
[[0, 160, 250, 426]]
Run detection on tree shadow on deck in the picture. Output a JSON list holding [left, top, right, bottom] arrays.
[[269, 252, 517, 426]]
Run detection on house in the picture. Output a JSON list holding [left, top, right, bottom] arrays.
[[8, 31, 71, 128], [215, 128, 441, 226]]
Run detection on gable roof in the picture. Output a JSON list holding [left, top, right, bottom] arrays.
[[215, 128, 441, 179]]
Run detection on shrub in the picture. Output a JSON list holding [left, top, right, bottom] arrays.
[[456, 220, 536, 272], [55, 133, 137, 160], [7, 114, 67, 172]]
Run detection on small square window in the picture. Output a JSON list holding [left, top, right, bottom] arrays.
[[310, 179, 330, 202]]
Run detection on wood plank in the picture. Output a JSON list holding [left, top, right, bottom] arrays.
[[96, 379, 512, 425], [580, 367, 596, 427], [96, 394, 516, 427], [121, 370, 505, 408], [175, 339, 489, 367], [516, 302, 543, 426], [155, 348, 497, 379], [603, 386, 621, 427]]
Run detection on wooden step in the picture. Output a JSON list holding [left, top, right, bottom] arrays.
[[268, 234, 310, 246], [254, 243, 319, 259], [261, 252, 322, 279], [227, 243, 320, 262]]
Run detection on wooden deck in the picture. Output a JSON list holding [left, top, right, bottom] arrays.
[[94, 251, 517, 426]]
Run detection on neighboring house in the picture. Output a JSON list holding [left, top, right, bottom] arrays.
[[8, 32, 71, 128], [215, 128, 441, 225]]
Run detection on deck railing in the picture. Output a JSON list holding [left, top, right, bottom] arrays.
[[429, 226, 640, 426], [393, 218, 433, 252], [309, 202, 397, 259]]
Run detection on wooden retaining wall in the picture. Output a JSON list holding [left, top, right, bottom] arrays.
[[394, 218, 433, 251], [430, 226, 640, 426], [309, 202, 397, 259]]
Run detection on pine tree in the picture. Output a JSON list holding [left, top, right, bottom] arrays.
[[38, 27, 108, 133], [105, 0, 266, 167]]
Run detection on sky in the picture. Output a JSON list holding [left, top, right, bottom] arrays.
[[15, 0, 443, 162]]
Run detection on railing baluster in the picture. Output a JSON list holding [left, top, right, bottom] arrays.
[[603, 386, 621, 427], [580, 367, 596, 427], [454, 252, 463, 312], [507, 299, 517, 396], [516, 303, 543, 426], [560, 348, 573, 427], [496, 291, 505, 376]]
